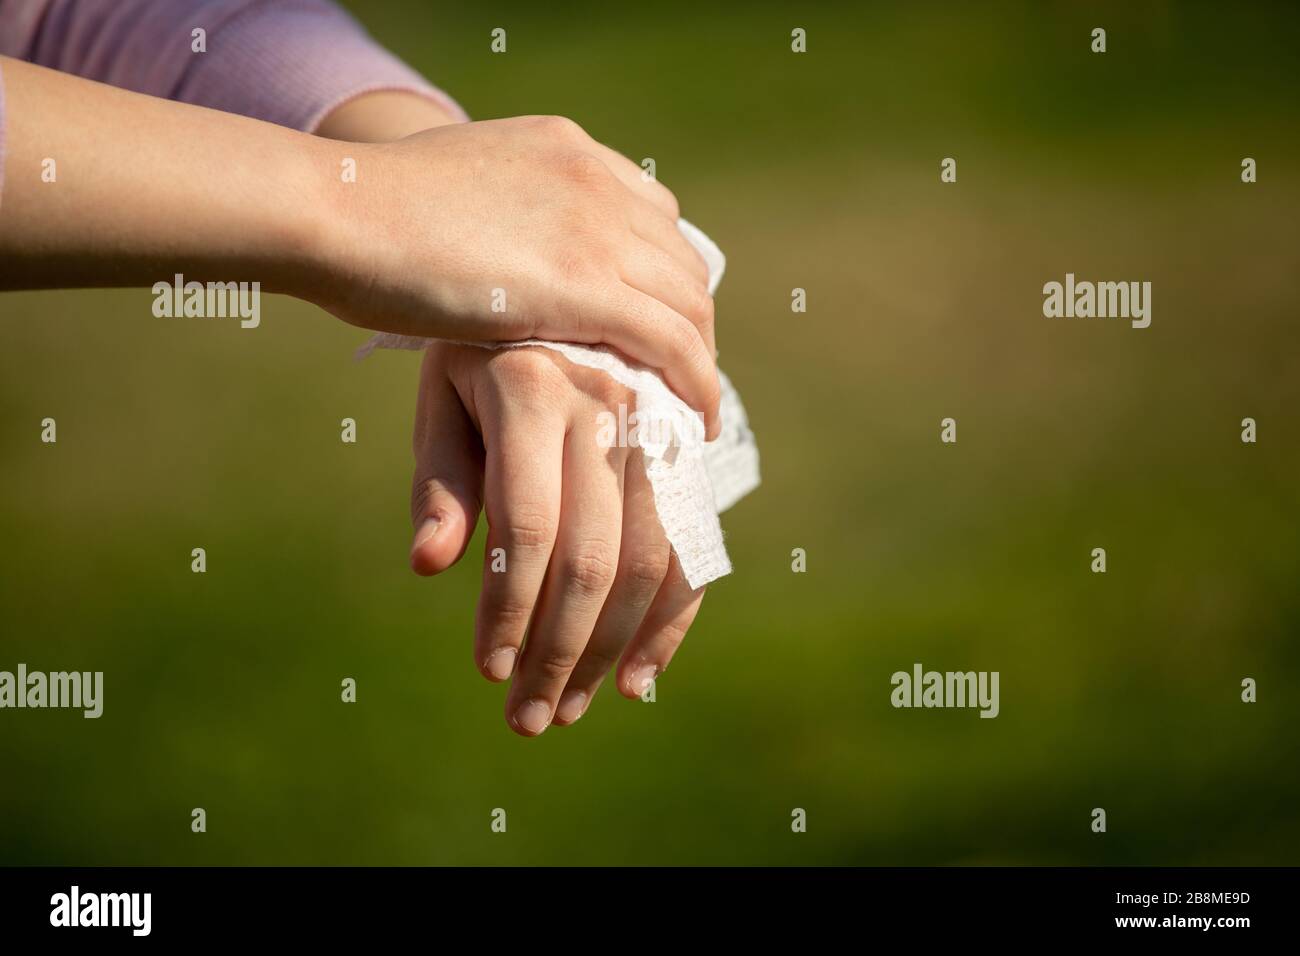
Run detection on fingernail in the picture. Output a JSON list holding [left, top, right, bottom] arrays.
[[484, 647, 517, 681], [628, 663, 658, 696], [513, 698, 552, 736], [555, 690, 588, 724], [412, 516, 440, 550]]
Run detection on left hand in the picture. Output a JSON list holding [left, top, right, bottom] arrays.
[[407, 342, 707, 736]]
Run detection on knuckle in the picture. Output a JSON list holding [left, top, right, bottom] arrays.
[[577, 644, 620, 677], [688, 285, 715, 328], [674, 328, 719, 408], [658, 185, 681, 219], [601, 381, 631, 412], [532, 645, 582, 681], [498, 508, 557, 551], [655, 617, 692, 651], [586, 369, 627, 407], [480, 593, 534, 634], [663, 316, 696, 361], [703, 373, 722, 411], [503, 346, 555, 378], [623, 548, 671, 594], [561, 547, 618, 596], [558, 149, 609, 187], [494, 347, 566, 391], [689, 253, 710, 285], [535, 114, 584, 139], [409, 475, 434, 525]]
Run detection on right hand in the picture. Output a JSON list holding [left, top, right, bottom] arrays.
[[316, 115, 721, 437]]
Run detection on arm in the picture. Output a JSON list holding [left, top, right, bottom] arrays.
[[313, 93, 707, 733], [0, 58, 721, 430], [0, 57, 326, 294]]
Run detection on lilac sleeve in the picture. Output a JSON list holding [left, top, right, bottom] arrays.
[[0, 0, 468, 131], [0, 65, 6, 209]]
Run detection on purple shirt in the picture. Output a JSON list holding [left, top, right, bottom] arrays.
[[0, 0, 467, 202]]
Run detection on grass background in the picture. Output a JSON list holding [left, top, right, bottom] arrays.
[[1, 0, 1297, 864]]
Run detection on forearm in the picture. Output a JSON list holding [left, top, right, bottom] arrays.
[[0, 59, 722, 424], [0, 57, 330, 296]]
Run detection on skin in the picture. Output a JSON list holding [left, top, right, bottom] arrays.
[[409, 343, 706, 734], [319, 93, 709, 736], [0, 57, 721, 437], [0, 62, 712, 736]]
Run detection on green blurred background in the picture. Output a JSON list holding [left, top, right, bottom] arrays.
[[2, 1, 1298, 865]]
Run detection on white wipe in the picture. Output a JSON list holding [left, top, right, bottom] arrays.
[[357, 219, 759, 588]]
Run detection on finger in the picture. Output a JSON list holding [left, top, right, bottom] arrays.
[[554, 453, 667, 725], [505, 423, 625, 736], [616, 555, 705, 700], [473, 377, 565, 686], [628, 200, 709, 288], [410, 348, 484, 576], [590, 140, 681, 220], [563, 285, 719, 441], [620, 237, 715, 358]]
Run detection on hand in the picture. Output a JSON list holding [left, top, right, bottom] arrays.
[[0, 61, 720, 437], [406, 341, 707, 735], [316, 115, 721, 437]]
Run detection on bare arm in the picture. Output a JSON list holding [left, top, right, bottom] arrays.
[[0, 56, 327, 295], [0, 58, 721, 432]]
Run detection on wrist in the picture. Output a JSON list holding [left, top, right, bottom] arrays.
[[295, 92, 463, 319], [295, 136, 386, 318]]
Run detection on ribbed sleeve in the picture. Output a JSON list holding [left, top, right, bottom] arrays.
[[174, 1, 470, 131], [0, 0, 467, 132], [0, 62, 6, 211]]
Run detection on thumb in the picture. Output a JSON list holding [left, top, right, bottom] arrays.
[[410, 351, 484, 576]]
